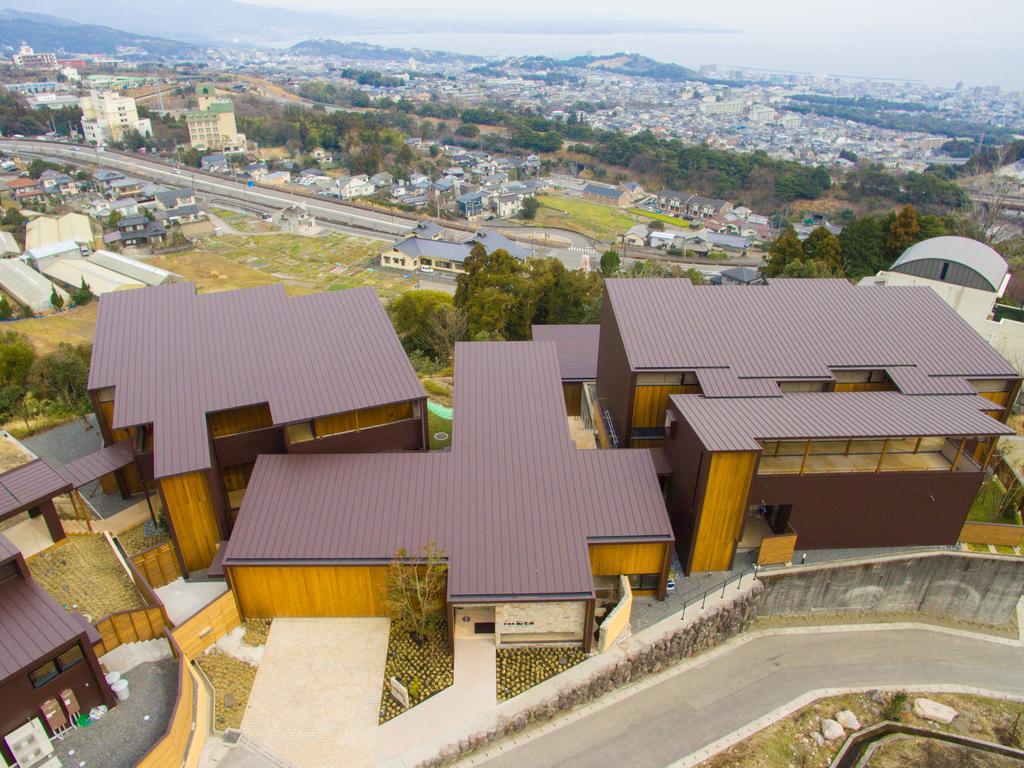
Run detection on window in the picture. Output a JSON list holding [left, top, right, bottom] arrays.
[[627, 573, 661, 591], [29, 644, 83, 689]]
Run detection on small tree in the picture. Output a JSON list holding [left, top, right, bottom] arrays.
[[0, 296, 11, 320], [49, 287, 64, 311], [385, 542, 448, 644], [20, 304, 33, 319], [71, 278, 93, 306], [647, 219, 665, 231], [600, 249, 620, 276], [520, 197, 539, 221]]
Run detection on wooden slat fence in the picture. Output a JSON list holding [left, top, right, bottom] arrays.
[[135, 632, 211, 768], [93, 607, 167, 657], [131, 541, 181, 589], [170, 590, 241, 660]]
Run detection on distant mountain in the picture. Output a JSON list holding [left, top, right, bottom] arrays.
[[0, 9, 198, 57], [287, 39, 484, 65]]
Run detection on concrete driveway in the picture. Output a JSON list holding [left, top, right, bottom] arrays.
[[241, 618, 390, 768]]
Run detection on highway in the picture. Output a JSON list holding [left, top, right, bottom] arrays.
[[0, 139, 416, 237]]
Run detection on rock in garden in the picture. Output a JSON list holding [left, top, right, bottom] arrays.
[[867, 689, 886, 704], [810, 731, 825, 746], [912, 698, 958, 724], [835, 710, 860, 730], [821, 719, 845, 741]]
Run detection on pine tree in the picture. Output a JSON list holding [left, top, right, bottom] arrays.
[[50, 287, 64, 311], [0, 296, 11, 320], [885, 205, 922, 260], [763, 225, 804, 277]]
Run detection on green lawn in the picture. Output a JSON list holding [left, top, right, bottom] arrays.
[[628, 208, 700, 229], [968, 476, 1022, 524], [428, 409, 452, 450], [526, 194, 637, 242]]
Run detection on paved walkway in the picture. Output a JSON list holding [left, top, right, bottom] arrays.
[[469, 626, 1024, 768], [242, 618, 389, 768], [377, 638, 497, 764]]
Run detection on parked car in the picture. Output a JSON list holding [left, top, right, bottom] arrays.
[[420, 266, 435, 274]]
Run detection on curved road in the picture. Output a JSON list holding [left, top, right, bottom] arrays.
[[475, 627, 1024, 768]]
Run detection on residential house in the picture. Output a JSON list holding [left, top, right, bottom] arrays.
[[297, 168, 331, 187], [154, 189, 196, 212], [278, 204, 318, 234], [572, 277, 1019, 574], [7, 178, 45, 203], [88, 282, 429, 574], [334, 174, 375, 199], [200, 154, 229, 173], [37, 170, 82, 197], [220, 341, 674, 652], [102, 215, 166, 248], [493, 193, 523, 219], [91, 169, 124, 192], [107, 177, 143, 198], [716, 266, 766, 286], [457, 190, 490, 220], [0, 534, 113, 767], [411, 220, 444, 240], [310, 147, 333, 163], [686, 195, 733, 220], [380, 228, 530, 275], [656, 189, 691, 216], [370, 172, 394, 188], [91, 197, 140, 220], [262, 171, 292, 186], [623, 224, 650, 247]]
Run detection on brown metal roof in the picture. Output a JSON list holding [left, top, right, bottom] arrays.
[[224, 342, 673, 600], [0, 537, 90, 678], [605, 278, 1018, 394], [669, 391, 1015, 452], [88, 283, 425, 478], [60, 442, 135, 488], [531, 324, 600, 381], [0, 459, 71, 519]]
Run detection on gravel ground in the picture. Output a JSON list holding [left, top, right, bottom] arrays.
[[53, 658, 177, 768], [196, 649, 258, 731], [28, 535, 146, 621], [23, 416, 136, 520], [118, 523, 169, 557]]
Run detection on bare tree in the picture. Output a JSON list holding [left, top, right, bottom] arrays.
[[385, 542, 448, 644], [423, 305, 468, 366]]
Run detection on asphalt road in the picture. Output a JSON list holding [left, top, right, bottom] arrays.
[[477, 628, 1024, 768], [0, 139, 415, 236]]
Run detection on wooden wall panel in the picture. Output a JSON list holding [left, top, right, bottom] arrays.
[[757, 533, 798, 565], [632, 385, 701, 429], [589, 542, 668, 576], [96, 400, 144, 494], [834, 382, 896, 392], [691, 451, 758, 572], [170, 590, 241, 659], [135, 639, 196, 768], [92, 607, 167, 656], [229, 565, 390, 618], [130, 541, 181, 589], [208, 404, 273, 438], [161, 472, 221, 573], [221, 463, 254, 493], [314, 401, 415, 437], [562, 383, 583, 417]]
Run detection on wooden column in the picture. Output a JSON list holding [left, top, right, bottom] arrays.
[[913, 437, 923, 454], [798, 440, 811, 475], [950, 437, 967, 472], [844, 439, 852, 456], [874, 439, 890, 473], [981, 437, 999, 472]]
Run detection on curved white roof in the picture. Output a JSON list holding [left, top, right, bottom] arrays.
[[892, 236, 1007, 291]]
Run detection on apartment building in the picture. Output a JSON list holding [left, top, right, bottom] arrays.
[[11, 44, 57, 70], [185, 84, 246, 153], [542, 277, 1019, 573], [79, 91, 152, 144], [87, 283, 429, 575]]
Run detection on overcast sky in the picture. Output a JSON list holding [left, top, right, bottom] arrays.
[[240, 0, 1022, 88]]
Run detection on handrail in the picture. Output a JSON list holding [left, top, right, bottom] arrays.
[[678, 565, 759, 619]]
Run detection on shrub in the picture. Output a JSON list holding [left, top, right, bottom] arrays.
[[883, 691, 908, 721]]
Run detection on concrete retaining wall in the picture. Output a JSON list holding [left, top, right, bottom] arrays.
[[757, 552, 1024, 627]]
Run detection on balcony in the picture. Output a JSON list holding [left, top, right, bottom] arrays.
[[757, 437, 985, 476]]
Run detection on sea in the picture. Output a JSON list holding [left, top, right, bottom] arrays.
[[330, 30, 1021, 91]]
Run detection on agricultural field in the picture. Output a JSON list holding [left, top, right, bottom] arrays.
[[209, 207, 279, 234], [2, 303, 99, 354], [153, 233, 418, 300], [526, 194, 637, 242]]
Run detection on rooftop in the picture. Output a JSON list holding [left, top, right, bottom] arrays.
[[531, 324, 600, 381], [891, 236, 1008, 292], [224, 342, 672, 600], [604, 278, 1018, 395], [670, 390, 1013, 452], [88, 283, 424, 478]]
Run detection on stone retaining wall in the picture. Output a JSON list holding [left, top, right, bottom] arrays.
[[757, 551, 1024, 627]]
